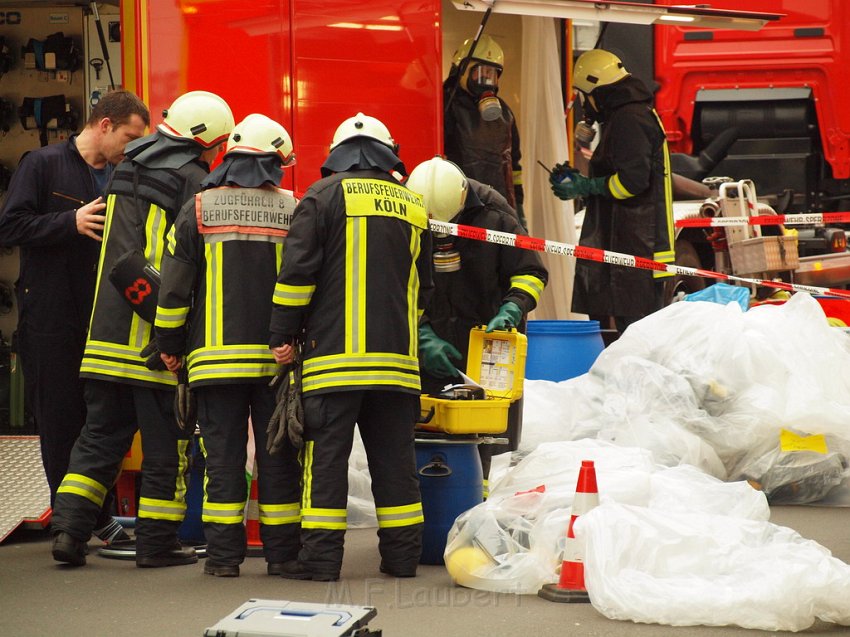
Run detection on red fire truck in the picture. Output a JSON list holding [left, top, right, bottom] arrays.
[[653, 0, 849, 215], [591, 0, 847, 216], [119, 0, 447, 197], [595, 0, 850, 291], [1, 0, 845, 294]]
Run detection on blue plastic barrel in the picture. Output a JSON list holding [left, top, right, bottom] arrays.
[[415, 439, 483, 565], [525, 320, 604, 381], [178, 434, 205, 544]]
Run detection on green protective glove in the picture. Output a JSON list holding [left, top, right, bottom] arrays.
[[418, 323, 462, 378], [550, 171, 607, 201], [485, 301, 523, 333]]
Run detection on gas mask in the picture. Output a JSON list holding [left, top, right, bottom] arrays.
[[577, 90, 601, 124], [433, 233, 461, 273], [575, 118, 596, 146], [466, 64, 502, 122]]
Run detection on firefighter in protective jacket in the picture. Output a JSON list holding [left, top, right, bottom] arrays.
[[444, 35, 524, 226], [154, 114, 301, 578], [269, 113, 433, 581], [406, 156, 547, 488], [51, 91, 235, 568], [552, 49, 674, 332]]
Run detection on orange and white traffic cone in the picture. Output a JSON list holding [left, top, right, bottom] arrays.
[[245, 463, 263, 557], [538, 459, 599, 603]]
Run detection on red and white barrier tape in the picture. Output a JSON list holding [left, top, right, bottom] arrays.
[[430, 220, 850, 300], [676, 212, 850, 228]]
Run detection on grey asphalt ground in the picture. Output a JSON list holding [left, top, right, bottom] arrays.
[[1, 505, 849, 636]]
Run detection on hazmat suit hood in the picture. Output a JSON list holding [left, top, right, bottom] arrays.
[[201, 154, 284, 189], [455, 179, 484, 222], [320, 138, 406, 178], [585, 75, 654, 124], [455, 178, 522, 226], [124, 131, 206, 170]]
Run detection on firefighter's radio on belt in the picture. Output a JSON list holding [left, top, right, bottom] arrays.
[[108, 249, 161, 324], [418, 327, 526, 435]]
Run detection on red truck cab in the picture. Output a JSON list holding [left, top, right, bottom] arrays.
[[653, 0, 849, 213]]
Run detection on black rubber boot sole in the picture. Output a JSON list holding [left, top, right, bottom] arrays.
[[204, 561, 239, 577], [136, 546, 198, 568], [278, 560, 339, 581], [52, 532, 87, 567]]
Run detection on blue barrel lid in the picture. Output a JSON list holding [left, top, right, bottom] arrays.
[[526, 320, 601, 334]]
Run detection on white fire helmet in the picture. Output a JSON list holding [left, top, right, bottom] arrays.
[[329, 112, 397, 152], [406, 156, 469, 223], [226, 114, 295, 166], [157, 90, 235, 149]]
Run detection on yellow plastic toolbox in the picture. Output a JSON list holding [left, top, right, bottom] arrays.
[[419, 327, 527, 434]]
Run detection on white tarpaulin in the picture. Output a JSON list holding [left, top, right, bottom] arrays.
[[520, 294, 850, 504], [442, 294, 850, 630]]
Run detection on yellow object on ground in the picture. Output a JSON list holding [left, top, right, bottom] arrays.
[[445, 545, 493, 582]]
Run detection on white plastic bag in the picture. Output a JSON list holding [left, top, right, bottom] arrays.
[[577, 502, 850, 631], [519, 294, 850, 504], [649, 464, 769, 520], [446, 442, 770, 596], [347, 428, 377, 528]]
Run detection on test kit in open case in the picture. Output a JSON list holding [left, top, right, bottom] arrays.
[[418, 327, 527, 435], [203, 599, 381, 636]]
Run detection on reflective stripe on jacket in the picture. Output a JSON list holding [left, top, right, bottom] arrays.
[[270, 169, 433, 395], [81, 159, 208, 387], [155, 185, 297, 387]]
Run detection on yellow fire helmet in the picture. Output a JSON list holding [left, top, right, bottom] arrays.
[[573, 49, 630, 95], [452, 34, 504, 71], [158, 90, 235, 149], [406, 156, 468, 223], [226, 113, 295, 166]]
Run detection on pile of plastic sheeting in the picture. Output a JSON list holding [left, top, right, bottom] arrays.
[[445, 440, 768, 596], [445, 440, 850, 631], [347, 293, 850, 628], [578, 501, 850, 631], [521, 293, 850, 505]]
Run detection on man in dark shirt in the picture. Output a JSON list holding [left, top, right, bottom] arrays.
[[0, 90, 149, 544]]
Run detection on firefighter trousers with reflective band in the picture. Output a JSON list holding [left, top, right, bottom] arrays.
[[52, 379, 193, 557], [195, 383, 302, 566], [299, 390, 423, 576]]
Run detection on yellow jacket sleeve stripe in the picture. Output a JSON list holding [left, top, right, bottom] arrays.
[[273, 282, 316, 306], [154, 305, 190, 328], [510, 274, 545, 303], [608, 173, 635, 200]]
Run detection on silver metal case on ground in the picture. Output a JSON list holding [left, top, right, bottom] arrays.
[[203, 599, 380, 637]]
